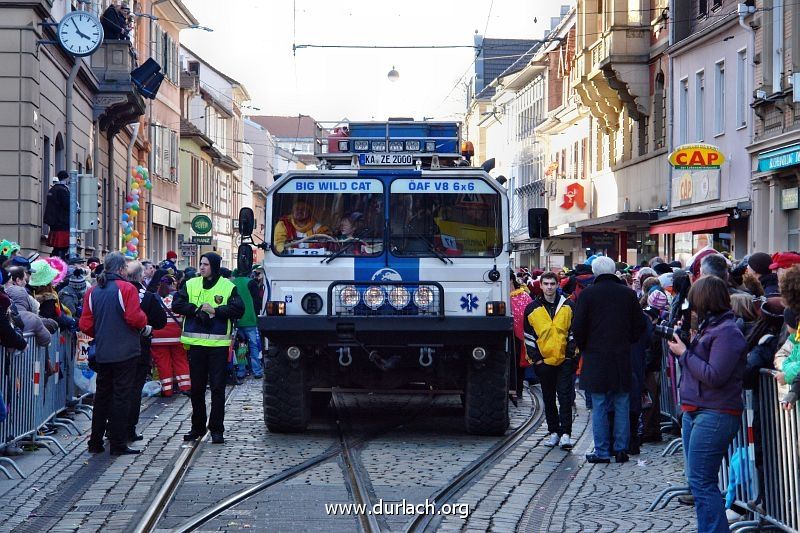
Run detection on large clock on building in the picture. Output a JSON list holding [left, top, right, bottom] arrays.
[[57, 11, 104, 57]]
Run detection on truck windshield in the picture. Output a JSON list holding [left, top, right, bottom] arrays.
[[271, 178, 384, 257], [389, 178, 503, 258]]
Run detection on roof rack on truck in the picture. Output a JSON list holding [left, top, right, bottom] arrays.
[[316, 120, 473, 169]]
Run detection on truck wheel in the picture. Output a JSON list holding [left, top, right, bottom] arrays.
[[262, 348, 310, 432], [464, 350, 510, 435]]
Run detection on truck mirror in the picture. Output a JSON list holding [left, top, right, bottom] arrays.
[[238, 207, 254, 237], [237, 243, 253, 274], [528, 208, 549, 239]]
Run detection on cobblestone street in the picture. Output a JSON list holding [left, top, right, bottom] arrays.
[[0, 378, 699, 532]]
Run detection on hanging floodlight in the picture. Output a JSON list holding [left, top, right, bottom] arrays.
[[387, 66, 399, 82]]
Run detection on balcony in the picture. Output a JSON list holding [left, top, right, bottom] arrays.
[[571, 27, 650, 130], [90, 40, 146, 135], [180, 71, 200, 93]]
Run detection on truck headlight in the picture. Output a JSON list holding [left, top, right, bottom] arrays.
[[387, 286, 410, 309], [363, 286, 385, 309], [339, 285, 360, 308], [405, 140, 420, 151], [413, 286, 434, 309], [354, 140, 369, 151]]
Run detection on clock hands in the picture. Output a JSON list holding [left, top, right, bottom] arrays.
[[71, 18, 91, 40]]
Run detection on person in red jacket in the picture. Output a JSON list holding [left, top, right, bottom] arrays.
[[149, 275, 191, 396], [79, 252, 147, 456]]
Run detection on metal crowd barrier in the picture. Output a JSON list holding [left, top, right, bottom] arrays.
[[728, 370, 800, 532], [650, 367, 800, 533], [0, 330, 89, 479]]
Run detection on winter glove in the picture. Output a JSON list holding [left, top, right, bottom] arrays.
[[782, 391, 798, 406]]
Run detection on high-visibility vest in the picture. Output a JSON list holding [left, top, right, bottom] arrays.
[[180, 276, 236, 347]]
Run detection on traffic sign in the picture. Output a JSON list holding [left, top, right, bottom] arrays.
[[191, 236, 212, 245], [180, 243, 197, 257]]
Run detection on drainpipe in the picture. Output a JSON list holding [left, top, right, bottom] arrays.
[[65, 60, 80, 259], [93, 120, 101, 251], [738, 3, 755, 145], [664, 0, 676, 259], [738, 3, 756, 254]]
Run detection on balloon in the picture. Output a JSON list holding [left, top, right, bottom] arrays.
[[136, 165, 144, 174], [130, 239, 138, 246], [132, 183, 139, 189], [126, 195, 133, 202], [122, 214, 129, 221], [145, 181, 152, 190], [141, 169, 149, 179], [133, 201, 139, 209], [127, 243, 136, 252], [131, 231, 139, 238]]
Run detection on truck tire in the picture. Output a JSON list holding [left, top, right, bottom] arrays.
[[464, 350, 510, 435], [263, 348, 310, 432]]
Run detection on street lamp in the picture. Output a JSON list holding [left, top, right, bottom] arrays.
[[387, 66, 399, 82]]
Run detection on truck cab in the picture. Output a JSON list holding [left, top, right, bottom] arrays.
[[247, 121, 513, 435]]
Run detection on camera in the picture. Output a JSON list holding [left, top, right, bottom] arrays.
[[653, 321, 691, 344]]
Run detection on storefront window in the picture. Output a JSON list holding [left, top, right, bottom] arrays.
[[631, 231, 658, 266], [673, 230, 731, 266], [788, 209, 800, 251]]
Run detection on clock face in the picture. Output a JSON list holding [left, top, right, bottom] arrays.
[[58, 11, 104, 57]]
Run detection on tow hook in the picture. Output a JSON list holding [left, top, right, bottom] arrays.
[[419, 347, 434, 368], [338, 347, 352, 367]]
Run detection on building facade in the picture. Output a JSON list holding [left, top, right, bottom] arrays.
[[178, 46, 249, 268], [748, 0, 800, 253], [651, 0, 753, 265]]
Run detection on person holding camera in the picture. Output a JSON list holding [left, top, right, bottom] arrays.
[[667, 276, 747, 533], [172, 253, 244, 444]]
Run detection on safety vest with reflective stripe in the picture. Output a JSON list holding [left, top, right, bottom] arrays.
[[180, 276, 236, 347]]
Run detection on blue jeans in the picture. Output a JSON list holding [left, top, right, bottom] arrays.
[[590, 392, 630, 458], [682, 410, 740, 533], [238, 327, 263, 377]]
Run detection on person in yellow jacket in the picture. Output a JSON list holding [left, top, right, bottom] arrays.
[[523, 271, 577, 450], [172, 253, 244, 444]]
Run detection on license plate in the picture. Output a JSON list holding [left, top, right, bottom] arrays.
[[359, 153, 414, 166]]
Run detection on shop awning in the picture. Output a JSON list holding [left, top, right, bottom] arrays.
[[649, 213, 729, 235]]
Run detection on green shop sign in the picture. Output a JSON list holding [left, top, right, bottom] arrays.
[[758, 143, 800, 172], [191, 214, 212, 235]]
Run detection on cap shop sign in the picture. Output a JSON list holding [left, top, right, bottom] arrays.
[[668, 144, 725, 169]]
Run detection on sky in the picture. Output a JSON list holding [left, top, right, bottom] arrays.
[[179, 0, 568, 124]]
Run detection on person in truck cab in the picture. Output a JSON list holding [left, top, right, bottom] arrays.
[[273, 200, 330, 253]]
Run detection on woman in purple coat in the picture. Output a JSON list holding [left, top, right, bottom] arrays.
[[667, 276, 747, 533]]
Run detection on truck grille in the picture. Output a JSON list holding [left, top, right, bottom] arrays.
[[328, 281, 444, 317]]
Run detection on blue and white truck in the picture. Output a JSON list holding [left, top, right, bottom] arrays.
[[240, 120, 513, 435]]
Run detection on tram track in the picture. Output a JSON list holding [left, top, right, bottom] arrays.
[[137, 385, 543, 533]]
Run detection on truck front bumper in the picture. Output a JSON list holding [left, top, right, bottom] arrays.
[[258, 315, 512, 347]]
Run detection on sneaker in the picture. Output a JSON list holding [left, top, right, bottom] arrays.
[[543, 433, 559, 447], [614, 451, 629, 463], [211, 433, 224, 444], [559, 434, 573, 450], [726, 508, 743, 523], [678, 494, 695, 506], [585, 453, 611, 464]]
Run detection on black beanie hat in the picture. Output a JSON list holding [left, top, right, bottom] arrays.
[[653, 262, 673, 275], [748, 252, 772, 276], [784, 307, 799, 330], [200, 252, 222, 277]]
